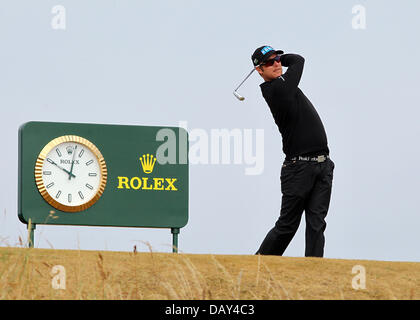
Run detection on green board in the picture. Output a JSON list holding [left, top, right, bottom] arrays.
[[18, 121, 189, 251]]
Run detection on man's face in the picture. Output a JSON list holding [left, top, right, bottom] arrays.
[[256, 53, 283, 81]]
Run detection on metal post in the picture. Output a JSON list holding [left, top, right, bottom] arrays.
[[171, 228, 179, 253], [27, 220, 36, 248]]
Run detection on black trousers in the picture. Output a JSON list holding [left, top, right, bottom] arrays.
[[256, 157, 335, 257]]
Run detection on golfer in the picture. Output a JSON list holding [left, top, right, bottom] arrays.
[[253, 46, 335, 257]]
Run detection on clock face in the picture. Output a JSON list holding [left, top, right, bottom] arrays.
[[35, 135, 107, 212]]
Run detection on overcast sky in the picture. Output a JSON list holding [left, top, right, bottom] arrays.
[[1, 0, 419, 262]]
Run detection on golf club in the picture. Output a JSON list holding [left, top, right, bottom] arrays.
[[233, 68, 255, 101]]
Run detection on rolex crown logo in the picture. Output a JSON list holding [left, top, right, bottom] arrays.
[[66, 146, 73, 155], [139, 154, 157, 174]]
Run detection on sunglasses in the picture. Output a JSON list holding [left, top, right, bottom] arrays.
[[261, 55, 281, 67]]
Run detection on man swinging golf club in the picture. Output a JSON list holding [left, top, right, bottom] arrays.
[[244, 45, 335, 257]]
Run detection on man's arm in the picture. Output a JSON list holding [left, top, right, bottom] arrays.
[[271, 53, 305, 97]]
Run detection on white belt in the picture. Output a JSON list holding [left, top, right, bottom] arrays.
[[289, 155, 329, 163]]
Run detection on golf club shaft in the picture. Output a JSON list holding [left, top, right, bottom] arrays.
[[234, 68, 255, 92]]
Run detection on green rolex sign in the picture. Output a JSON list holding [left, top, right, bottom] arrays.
[[18, 121, 189, 252]]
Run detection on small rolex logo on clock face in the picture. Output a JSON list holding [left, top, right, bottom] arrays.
[[35, 135, 107, 212]]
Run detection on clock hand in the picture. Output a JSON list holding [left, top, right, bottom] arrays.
[[58, 164, 76, 178], [47, 158, 76, 178], [69, 145, 77, 180]]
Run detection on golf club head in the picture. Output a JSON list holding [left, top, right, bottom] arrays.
[[233, 91, 245, 101]]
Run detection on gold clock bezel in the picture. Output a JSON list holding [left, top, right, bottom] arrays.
[[34, 135, 107, 213]]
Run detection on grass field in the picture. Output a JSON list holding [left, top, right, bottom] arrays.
[[0, 246, 419, 300]]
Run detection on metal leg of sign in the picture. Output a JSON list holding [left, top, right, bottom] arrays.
[[171, 228, 179, 253], [27, 220, 36, 248]]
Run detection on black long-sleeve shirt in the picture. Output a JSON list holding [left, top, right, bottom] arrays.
[[259, 54, 330, 160]]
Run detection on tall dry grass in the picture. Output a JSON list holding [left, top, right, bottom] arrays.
[[0, 244, 419, 300]]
